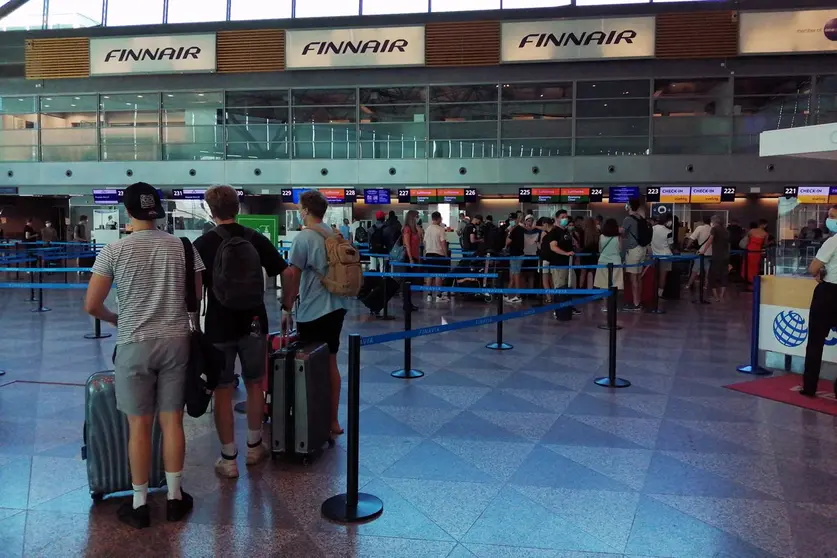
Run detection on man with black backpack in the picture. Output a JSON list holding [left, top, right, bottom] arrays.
[[193, 185, 288, 479], [621, 197, 652, 311], [368, 211, 389, 271]]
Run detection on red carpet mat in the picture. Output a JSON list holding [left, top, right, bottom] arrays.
[[725, 374, 837, 416]]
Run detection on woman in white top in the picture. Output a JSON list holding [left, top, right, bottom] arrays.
[[422, 211, 448, 302], [650, 214, 674, 297], [594, 218, 624, 290]]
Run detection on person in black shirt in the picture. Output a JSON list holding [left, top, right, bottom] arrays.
[[544, 210, 578, 318], [23, 218, 38, 244], [192, 185, 288, 479], [462, 215, 484, 262]]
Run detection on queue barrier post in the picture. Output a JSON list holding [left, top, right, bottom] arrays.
[[694, 253, 709, 305], [648, 257, 666, 315], [322, 334, 384, 523], [487, 273, 513, 351], [736, 275, 771, 376], [595, 286, 631, 389], [376, 264, 395, 322], [25, 255, 36, 303], [32, 257, 50, 313], [391, 281, 423, 379], [84, 318, 112, 340], [597, 263, 623, 331]]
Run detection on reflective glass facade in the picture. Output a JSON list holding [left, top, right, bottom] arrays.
[[0, 76, 828, 162], [0, 0, 726, 29]]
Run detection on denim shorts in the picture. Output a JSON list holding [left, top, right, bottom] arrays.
[[510, 259, 523, 274]]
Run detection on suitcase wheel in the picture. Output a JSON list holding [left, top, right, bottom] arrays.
[[80, 445, 87, 461], [91, 493, 103, 502]]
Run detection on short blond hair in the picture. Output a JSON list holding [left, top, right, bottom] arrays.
[[205, 185, 239, 220]]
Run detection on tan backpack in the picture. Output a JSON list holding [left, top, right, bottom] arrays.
[[312, 227, 363, 297]]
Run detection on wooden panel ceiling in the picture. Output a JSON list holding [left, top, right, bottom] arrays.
[[656, 11, 739, 59], [217, 29, 285, 73], [25, 38, 90, 79], [426, 21, 500, 67]]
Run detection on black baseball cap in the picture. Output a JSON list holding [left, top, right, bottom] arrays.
[[123, 182, 165, 221]]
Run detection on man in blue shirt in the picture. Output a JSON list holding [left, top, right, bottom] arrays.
[[282, 190, 349, 436], [339, 218, 351, 243]]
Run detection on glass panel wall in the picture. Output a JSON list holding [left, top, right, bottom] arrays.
[[225, 90, 290, 160], [162, 92, 224, 161], [814, 75, 837, 125], [359, 87, 426, 159], [167, 0, 226, 23], [652, 77, 732, 155], [732, 76, 812, 154], [100, 94, 160, 161], [294, 0, 360, 18], [361, 0, 429, 14], [0, 96, 38, 162], [501, 82, 572, 157], [430, 85, 497, 158], [230, 0, 292, 20], [47, 0, 102, 28], [40, 95, 98, 162], [292, 89, 356, 159], [575, 79, 650, 156], [431, 0, 500, 11], [105, 0, 164, 26], [0, 0, 44, 30]]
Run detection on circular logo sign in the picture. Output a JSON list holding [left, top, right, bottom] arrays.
[[773, 310, 808, 348], [825, 18, 837, 41]]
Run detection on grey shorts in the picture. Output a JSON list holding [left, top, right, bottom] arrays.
[[114, 336, 190, 416], [550, 267, 570, 289], [214, 335, 267, 388]]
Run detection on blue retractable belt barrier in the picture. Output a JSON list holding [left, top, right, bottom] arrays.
[[390, 262, 453, 269], [0, 282, 89, 290], [359, 292, 607, 346], [423, 255, 539, 261], [363, 271, 498, 279], [411, 286, 608, 296], [0, 267, 91, 273]]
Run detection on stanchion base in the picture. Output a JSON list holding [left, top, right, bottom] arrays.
[[736, 364, 772, 376], [391, 368, 424, 379], [597, 324, 623, 331], [321, 493, 384, 524], [692, 300, 711, 305], [375, 314, 396, 321], [0, 370, 6, 376], [24, 298, 37, 303], [594, 377, 631, 388], [31, 307, 51, 313], [486, 342, 514, 351], [646, 309, 666, 314], [234, 401, 247, 414], [84, 333, 112, 340]]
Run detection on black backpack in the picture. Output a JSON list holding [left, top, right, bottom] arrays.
[[632, 216, 653, 247], [212, 227, 264, 310], [368, 223, 387, 253], [355, 226, 368, 244]]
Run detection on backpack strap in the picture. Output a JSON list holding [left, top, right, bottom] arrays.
[[181, 237, 198, 314], [212, 225, 231, 240]]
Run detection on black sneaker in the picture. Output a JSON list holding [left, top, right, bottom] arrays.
[[117, 501, 150, 529], [167, 491, 194, 522]]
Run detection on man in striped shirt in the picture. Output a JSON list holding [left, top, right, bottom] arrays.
[[85, 182, 204, 529]]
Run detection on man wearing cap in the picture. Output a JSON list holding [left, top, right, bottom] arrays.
[[368, 210, 389, 272], [84, 182, 205, 529]]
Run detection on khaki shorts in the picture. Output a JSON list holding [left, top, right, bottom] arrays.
[[625, 246, 647, 274], [550, 267, 570, 289]]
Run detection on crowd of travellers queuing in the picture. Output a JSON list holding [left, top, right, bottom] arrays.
[[1, 182, 786, 531]]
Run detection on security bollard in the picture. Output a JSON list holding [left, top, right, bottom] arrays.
[[391, 281, 424, 379], [595, 286, 631, 388], [322, 334, 384, 523]]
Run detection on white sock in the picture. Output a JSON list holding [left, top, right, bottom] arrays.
[[247, 429, 262, 446], [132, 482, 148, 509], [658, 288, 664, 296], [221, 443, 237, 458], [165, 471, 182, 501]]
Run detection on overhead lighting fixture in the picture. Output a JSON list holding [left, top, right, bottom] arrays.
[[73, 96, 80, 100], [167, 94, 174, 97], [45, 97, 52, 101], [103, 95, 110, 99], [197, 93, 205, 97], [70, 104, 76, 107], [137, 95, 143, 98]]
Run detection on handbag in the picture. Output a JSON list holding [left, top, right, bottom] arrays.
[[181, 238, 220, 419], [389, 236, 406, 263], [739, 236, 749, 250]]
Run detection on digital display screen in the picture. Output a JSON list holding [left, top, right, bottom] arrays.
[[464, 188, 477, 203], [399, 189, 437, 203], [281, 188, 293, 203], [0, 187, 18, 195], [721, 186, 736, 202], [438, 188, 472, 203], [364, 188, 391, 205], [783, 186, 798, 198], [689, 186, 722, 204], [608, 186, 640, 204], [532, 188, 562, 203], [660, 186, 691, 204], [561, 187, 601, 203], [797, 185, 831, 204], [171, 188, 207, 200], [92, 189, 123, 205], [344, 188, 357, 203], [319, 189, 346, 204], [830, 187, 837, 204], [518, 187, 532, 203]]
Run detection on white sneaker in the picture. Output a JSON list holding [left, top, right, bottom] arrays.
[[437, 294, 448, 302], [504, 296, 514, 303], [510, 296, 523, 303], [214, 456, 240, 478], [246, 442, 268, 466], [426, 294, 433, 303]]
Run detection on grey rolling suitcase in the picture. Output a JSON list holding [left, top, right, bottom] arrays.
[[81, 371, 166, 500], [268, 341, 334, 464]]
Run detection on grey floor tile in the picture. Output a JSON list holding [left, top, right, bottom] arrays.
[[545, 445, 653, 491], [539, 416, 646, 449], [0, 512, 25, 558], [381, 439, 495, 483], [642, 453, 778, 500], [509, 445, 633, 492]]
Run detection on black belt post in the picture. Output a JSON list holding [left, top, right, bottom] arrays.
[[648, 257, 665, 314], [84, 318, 112, 340], [598, 262, 623, 331], [694, 253, 709, 305], [487, 273, 513, 351], [25, 255, 36, 302], [376, 268, 395, 321], [392, 281, 423, 379], [32, 259, 50, 313], [595, 286, 630, 388], [322, 334, 384, 523]]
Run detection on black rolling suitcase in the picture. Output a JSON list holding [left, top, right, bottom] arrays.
[[359, 276, 399, 314], [268, 341, 334, 464]]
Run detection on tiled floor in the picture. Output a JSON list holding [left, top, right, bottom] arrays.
[[2, 284, 837, 558]]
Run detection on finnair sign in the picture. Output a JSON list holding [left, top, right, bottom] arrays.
[[90, 34, 216, 76], [286, 26, 425, 70], [501, 17, 655, 63]]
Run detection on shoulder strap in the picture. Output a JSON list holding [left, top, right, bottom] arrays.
[[309, 225, 332, 242], [181, 237, 198, 313], [213, 226, 231, 240], [602, 237, 615, 252]]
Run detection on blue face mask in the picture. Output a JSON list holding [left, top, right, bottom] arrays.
[[559, 218, 569, 227], [826, 218, 837, 234]]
